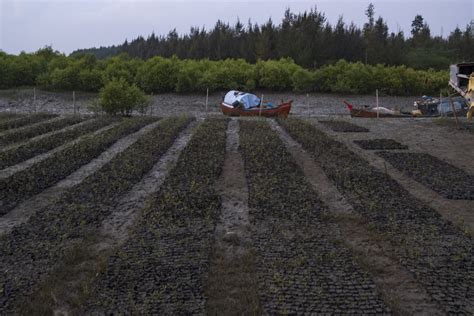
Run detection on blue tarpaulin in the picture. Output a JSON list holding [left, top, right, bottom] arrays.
[[223, 90, 261, 110], [438, 96, 467, 115]]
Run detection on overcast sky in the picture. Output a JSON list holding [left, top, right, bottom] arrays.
[[1, 0, 472, 55]]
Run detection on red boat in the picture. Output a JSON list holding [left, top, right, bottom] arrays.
[[344, 101, 410, 118], [220, 100, 292, 118]]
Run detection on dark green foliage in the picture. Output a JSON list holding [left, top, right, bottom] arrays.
[[2, 5, 469, 95], [0, 117, 156, 214], [0, 49, 449, 95], [135, 56, 179, 93], [72, 7, 472, 71], [2, 7, 473, 95], [101, 55, 142, 85], [292, 68, 315, 92], [313, 60, 448, 95], [0, 116, 84, 146], [256, 58, 299, 90], [0, 116, 193, 314], [99, 79, 148, 115], [0, 117, 116, 169]]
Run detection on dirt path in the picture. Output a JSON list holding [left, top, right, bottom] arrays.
[[0, 88, 416, 117], [0, 121, 119, 179], [270, 119, 442, 315], [313, 119, 474, 235], [33, 120, 201, 314], [0, 120, 161, 236], [205, 119, 260, 315]]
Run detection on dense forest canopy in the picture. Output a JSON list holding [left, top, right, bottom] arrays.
[[0, 4, 469, 95], [70, 4, 474, 70]]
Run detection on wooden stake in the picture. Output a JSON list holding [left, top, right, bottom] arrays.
[[73, 91, 76, 115], [449, 94, 460, 129], [306, 93, 309, 117], [376, 89, 379, 119], [439, 91, 443, 117], [33, 87, 37, 113], [205, 88, 209, 112], [150, 92, 153, 116], [259, 94, 264, 117]]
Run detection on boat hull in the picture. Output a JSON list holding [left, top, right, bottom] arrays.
[[220, 101, 292, 118], [349, 108, 409, 118]]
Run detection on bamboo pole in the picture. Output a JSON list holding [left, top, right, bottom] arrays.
[[449, 94, 460, 129], [205, 88, 209, 112], [73, 91, 76, 115], [376, 89, 379, 119], [306, 93, 309, 117], [33, 87, 37, 113]]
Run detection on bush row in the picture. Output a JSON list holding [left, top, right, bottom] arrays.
[[278, 117, 474, 313], [0, 116, 84, 146], [84, 118, 228, 314], [0, 116, 116, 169], [377, 151, 474, 200], [239, 120, 389, 313], [0, 113, 24, 122], [0, 50, 448, 95], [0, 113, 57, 132], [0, 116, 194, 314], [0, 116, 156, 215]]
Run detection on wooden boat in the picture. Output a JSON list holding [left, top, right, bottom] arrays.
[[344, 101, 410, 118], [220, 100, 292, 118]]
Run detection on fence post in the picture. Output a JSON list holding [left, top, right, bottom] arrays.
[[206, 88, 209, 112], [33, 87, 37, 113], [306, 93, 309, 117], [439, 91, 443, 117], [449, 94, 460, 129], [73, 91, 76, 115], [376, 89, 379, 119], [150, 92, 153, 116]]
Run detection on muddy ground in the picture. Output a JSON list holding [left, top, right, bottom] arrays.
[[0, 88, 416, 117], [0, 101, 473, 313]]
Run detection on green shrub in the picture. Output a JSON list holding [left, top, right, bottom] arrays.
[[256, 58, 300, 90], [292, 68, 315, 93], [175, 60, 205, 93], [136, 56, 179, 93], [99, 78, 148, 115], [49, 65, 80, 90], [102, 55, 141, 84], [79, 69, 103, 92], [0, 51, 449, 96]]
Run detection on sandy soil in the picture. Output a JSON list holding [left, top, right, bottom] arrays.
[[0, 88, 416, 117]]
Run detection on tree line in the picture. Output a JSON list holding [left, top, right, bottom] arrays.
[[0, 48, 447, 96], [72, 4, 474, 70]]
